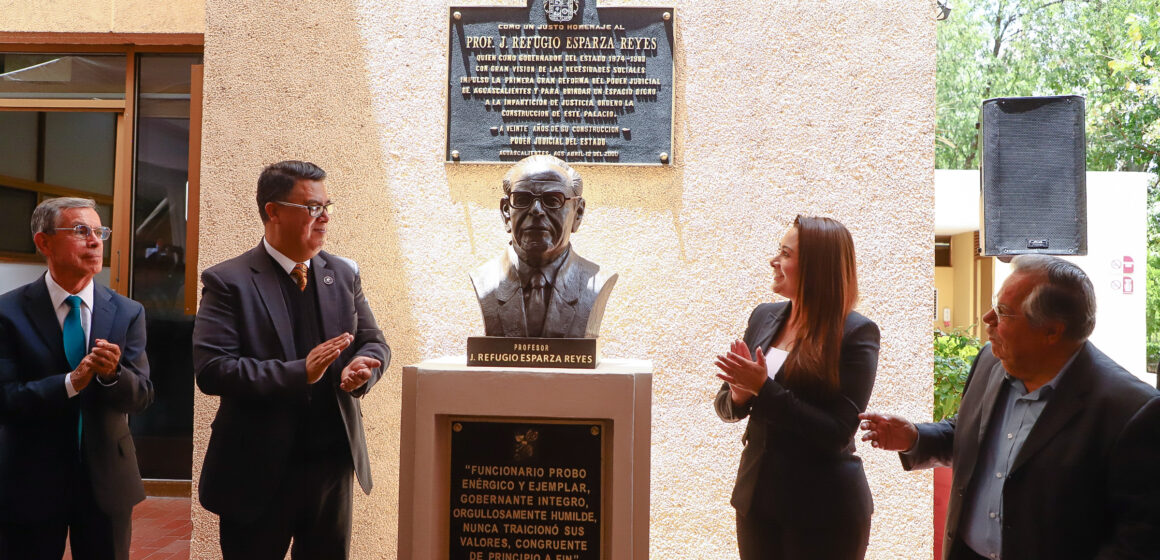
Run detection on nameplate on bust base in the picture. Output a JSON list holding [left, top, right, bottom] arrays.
[[467, 337, 599, 369]]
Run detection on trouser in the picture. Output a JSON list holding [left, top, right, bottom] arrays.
[[0, 471, 132, 560], [736, 512, 869, 560], [947, 538, 990, 560], [219, 452, 354, 560]]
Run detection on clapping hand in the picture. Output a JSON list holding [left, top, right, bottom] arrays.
[[339, 355, 381, 392], [88, 339, 121, 381], [715, 339, 768, 405], [306, 333, 353, 384]]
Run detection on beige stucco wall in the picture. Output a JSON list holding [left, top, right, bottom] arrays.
[[0, 0, 203, 33], [194, 0, 937, 558]]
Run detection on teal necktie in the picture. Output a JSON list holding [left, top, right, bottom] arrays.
[[63, 295, 84, 450], [63, 295, 85, 369]]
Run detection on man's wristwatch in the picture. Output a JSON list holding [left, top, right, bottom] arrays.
[[96, 367, 120, 386]]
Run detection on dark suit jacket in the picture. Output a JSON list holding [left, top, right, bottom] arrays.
[[193, 244, 389, 522], [0, 278, 153, 522], [714, 302, 880, 527], [902, 342, 1160, 560], [470, 246, 617, 338]]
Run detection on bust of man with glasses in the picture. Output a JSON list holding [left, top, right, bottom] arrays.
[[471, 155, 617, 338]]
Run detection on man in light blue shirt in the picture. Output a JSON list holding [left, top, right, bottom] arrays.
[[860, 255, 1160, 560]]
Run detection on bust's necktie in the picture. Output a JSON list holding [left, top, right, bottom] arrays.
[[526, 271, 547, 337], [291, 263, 309, 291], [63, 295, 85, 450]]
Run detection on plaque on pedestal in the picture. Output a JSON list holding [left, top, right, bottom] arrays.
[[398, 358, 651, 560], [449, 418, 607, 559]]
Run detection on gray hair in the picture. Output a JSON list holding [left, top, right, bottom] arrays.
[[31, 197, 97, 237], [502, 155, 583, 196], [1011, 254, 1096, 341]]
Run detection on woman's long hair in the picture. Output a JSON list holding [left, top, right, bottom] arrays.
[[781, 215, 859, 396]]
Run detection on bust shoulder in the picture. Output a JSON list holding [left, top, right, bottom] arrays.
[[470, 250, 519, 302]]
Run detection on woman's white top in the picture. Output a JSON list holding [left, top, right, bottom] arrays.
[[765, 347, 789, 377]]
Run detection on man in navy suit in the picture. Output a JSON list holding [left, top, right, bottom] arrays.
[[861, 255, 1160, 560], [194, 160, 389, 559], [0, 197, 153, 560]]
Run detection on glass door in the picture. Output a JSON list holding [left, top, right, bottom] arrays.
[[128, 54, 203, 481]]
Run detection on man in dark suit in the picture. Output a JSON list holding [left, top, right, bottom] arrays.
[[0, 197, 153, 560], [471, 155, 616, 338], [861, 255, 1160, 560], [194, 160, 389, 559]]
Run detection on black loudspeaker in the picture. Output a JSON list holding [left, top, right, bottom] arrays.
[[980, 95, 1087, 256]]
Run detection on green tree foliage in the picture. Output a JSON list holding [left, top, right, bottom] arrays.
[[938, 0, 1160, 373], [936, 0, 1159, 173], [934, 328, 983, 421]]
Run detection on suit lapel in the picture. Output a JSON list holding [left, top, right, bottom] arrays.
[[89, 284, 116, 350], [542, 253, 580, 338], [1010, 345, 1090, 474], [22, 279, 69, 371], [974, 359, 1008, 449], [494, 255, 527, 337], [749, 303, 789, 354], [313, 254, 340, 339], [946, 353, 1005, 487], [249, 247, 296, 360]]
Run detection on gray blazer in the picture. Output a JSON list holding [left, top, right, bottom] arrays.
[[902, 342, 1160, 560]]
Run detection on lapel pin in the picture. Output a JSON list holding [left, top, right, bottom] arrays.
[[323, 275, 334, 285]]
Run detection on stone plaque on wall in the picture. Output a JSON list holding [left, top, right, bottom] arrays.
[[447, 0, 675, 165], [449, 418, 606, 559]]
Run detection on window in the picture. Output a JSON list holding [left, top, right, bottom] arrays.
[[935, 235, 951, 267]]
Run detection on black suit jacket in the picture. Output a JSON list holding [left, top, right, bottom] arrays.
[[902, 342, 1160, 560], [714, 302, 880, 527], [193, 244, 389, 522], [0, 278, 153, 522]]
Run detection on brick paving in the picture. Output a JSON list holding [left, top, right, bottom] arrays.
[[62, 496, 191, 560]]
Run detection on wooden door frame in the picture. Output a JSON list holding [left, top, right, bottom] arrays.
[[0, 34, 203, 296]]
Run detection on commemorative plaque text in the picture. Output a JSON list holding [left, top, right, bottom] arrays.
[[447, 0, 675, 164], [450, 419, 605, 560]]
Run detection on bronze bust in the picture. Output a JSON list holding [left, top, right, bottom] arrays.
[[471, 155, 617, 338]]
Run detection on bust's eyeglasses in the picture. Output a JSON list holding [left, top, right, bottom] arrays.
[[274, 200, 335, 218], [507, 192, 576, 210], [53, 225, 112, 240]]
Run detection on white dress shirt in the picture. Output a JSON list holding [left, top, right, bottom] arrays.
[[263, 237, 310, 275]]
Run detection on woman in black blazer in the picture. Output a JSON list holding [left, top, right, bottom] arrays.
[[715, 215, 880, 559]]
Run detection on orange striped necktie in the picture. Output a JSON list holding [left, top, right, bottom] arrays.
[[290, 263, 308, 291]]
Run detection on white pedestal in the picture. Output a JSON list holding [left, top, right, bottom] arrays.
[[399, 357, 652, 560]]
